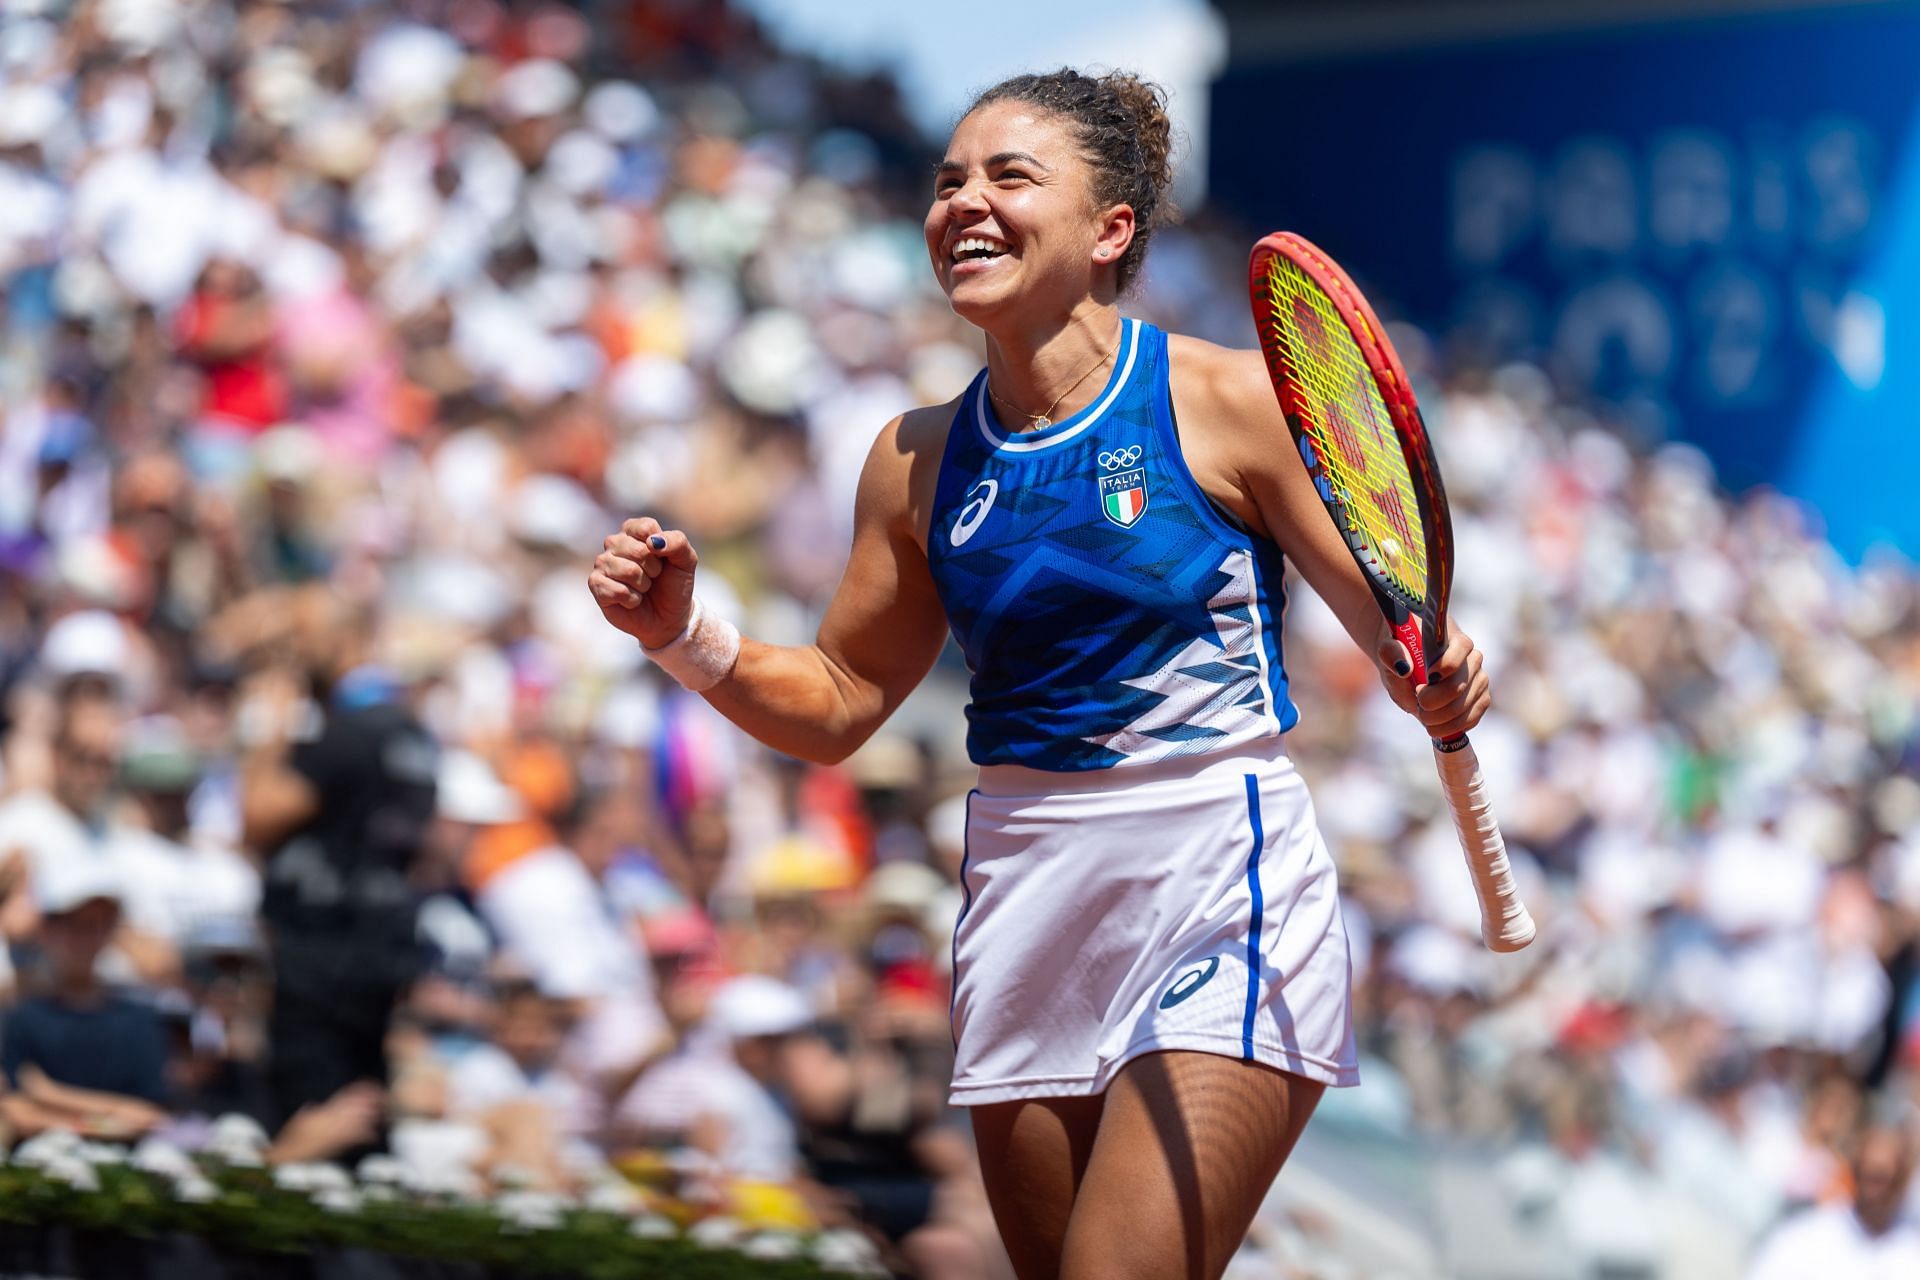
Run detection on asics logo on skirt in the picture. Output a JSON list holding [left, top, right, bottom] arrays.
[[950, 479, 999, 547], [1158, 955, 1221, 1009]]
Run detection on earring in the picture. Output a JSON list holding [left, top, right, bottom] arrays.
[[1098, 249, 1110, 258]]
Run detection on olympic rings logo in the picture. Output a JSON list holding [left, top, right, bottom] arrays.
[[1098, 446, 1143, 472]]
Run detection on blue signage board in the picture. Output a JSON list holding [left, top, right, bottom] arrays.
[[1210, 5, 1920, 557]]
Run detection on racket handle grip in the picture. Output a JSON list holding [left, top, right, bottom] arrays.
[[1431, 737, 1536, 953]]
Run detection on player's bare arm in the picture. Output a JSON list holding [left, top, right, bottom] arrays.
[[1169, 337, 1489, 739], [589, 405, 953, 765]]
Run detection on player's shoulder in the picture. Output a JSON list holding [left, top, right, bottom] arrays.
[[894, 398, 963, 453], [856, 395, 966, 525], [1166, 333, 1274, 409], [864, 397, 961, 475], [1166, 332, 1251, 371], [864, 397, 960, 462]]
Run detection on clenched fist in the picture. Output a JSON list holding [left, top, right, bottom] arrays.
[[588, 517, 700, 650]]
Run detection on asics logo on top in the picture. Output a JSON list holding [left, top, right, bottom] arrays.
[[949, 479, 999, 547], [1098, 446, 1144, 472]]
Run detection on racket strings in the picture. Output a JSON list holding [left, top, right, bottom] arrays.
[[1260, 258, 1429, 604]]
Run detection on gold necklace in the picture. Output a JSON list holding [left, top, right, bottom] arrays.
[[987, 335, 1115, 432]]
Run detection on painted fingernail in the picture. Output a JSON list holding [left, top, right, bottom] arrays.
[[649, 535, 666, 550], [1393, 660, 1412, 677]]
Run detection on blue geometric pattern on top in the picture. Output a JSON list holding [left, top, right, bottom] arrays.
[[926, 319, 1300, 771]]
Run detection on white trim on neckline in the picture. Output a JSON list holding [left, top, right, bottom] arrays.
[[973, 318, 1140, 454]]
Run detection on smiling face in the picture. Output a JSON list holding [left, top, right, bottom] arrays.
[[924, 100, 1130, 327]]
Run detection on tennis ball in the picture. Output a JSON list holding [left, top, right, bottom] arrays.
[[1380, 536, 1402, 567]]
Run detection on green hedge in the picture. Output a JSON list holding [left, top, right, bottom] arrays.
[[0, 1141, 876, 1280]]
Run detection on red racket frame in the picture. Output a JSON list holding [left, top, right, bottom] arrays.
[[1249, 231, 1459, 711]]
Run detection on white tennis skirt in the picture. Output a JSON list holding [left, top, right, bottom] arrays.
[[948, 738, 1359, 1106]]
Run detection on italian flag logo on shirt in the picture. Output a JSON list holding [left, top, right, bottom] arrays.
[[1097, 445, 1148, 528]]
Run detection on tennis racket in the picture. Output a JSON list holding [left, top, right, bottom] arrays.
[[1248, 231, 1535, 953]]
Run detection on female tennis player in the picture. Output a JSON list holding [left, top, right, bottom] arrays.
[[590, 69, 1489, 1280]]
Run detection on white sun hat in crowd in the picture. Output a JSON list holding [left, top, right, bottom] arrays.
[[435, 750, 524, 826], [493, 59, 579, 122], [864, 861, 947, 919], [507, 473, 605, 551], [39, 609, 128, 682], [584, 80, 659, 142], [35, 851, 123, 917], [924, 792, 969, 860], [0, 82, 63, 148], [708, 975, 812, 1041]]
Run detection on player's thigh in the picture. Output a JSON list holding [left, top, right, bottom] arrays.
[[1058, 1050, 1324, 1280], [969, 1095, 1103, 1280]]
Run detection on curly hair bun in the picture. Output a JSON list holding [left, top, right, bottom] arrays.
[[1104, 72, 1175, 207], [969, 68, 1180, 293]]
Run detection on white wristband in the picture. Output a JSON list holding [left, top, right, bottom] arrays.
[[640, 596, 740, 692]]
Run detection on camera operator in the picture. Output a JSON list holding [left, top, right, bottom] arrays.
[[237, 586, 436, 1129]]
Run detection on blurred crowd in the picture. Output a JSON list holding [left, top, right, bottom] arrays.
[[1257, 358, 1920, 1278], [0, 1, 1916, 1278], [0, 0, 1001, 1275]]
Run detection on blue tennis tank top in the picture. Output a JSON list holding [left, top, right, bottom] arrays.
[[926, 318, 1300, 771]]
